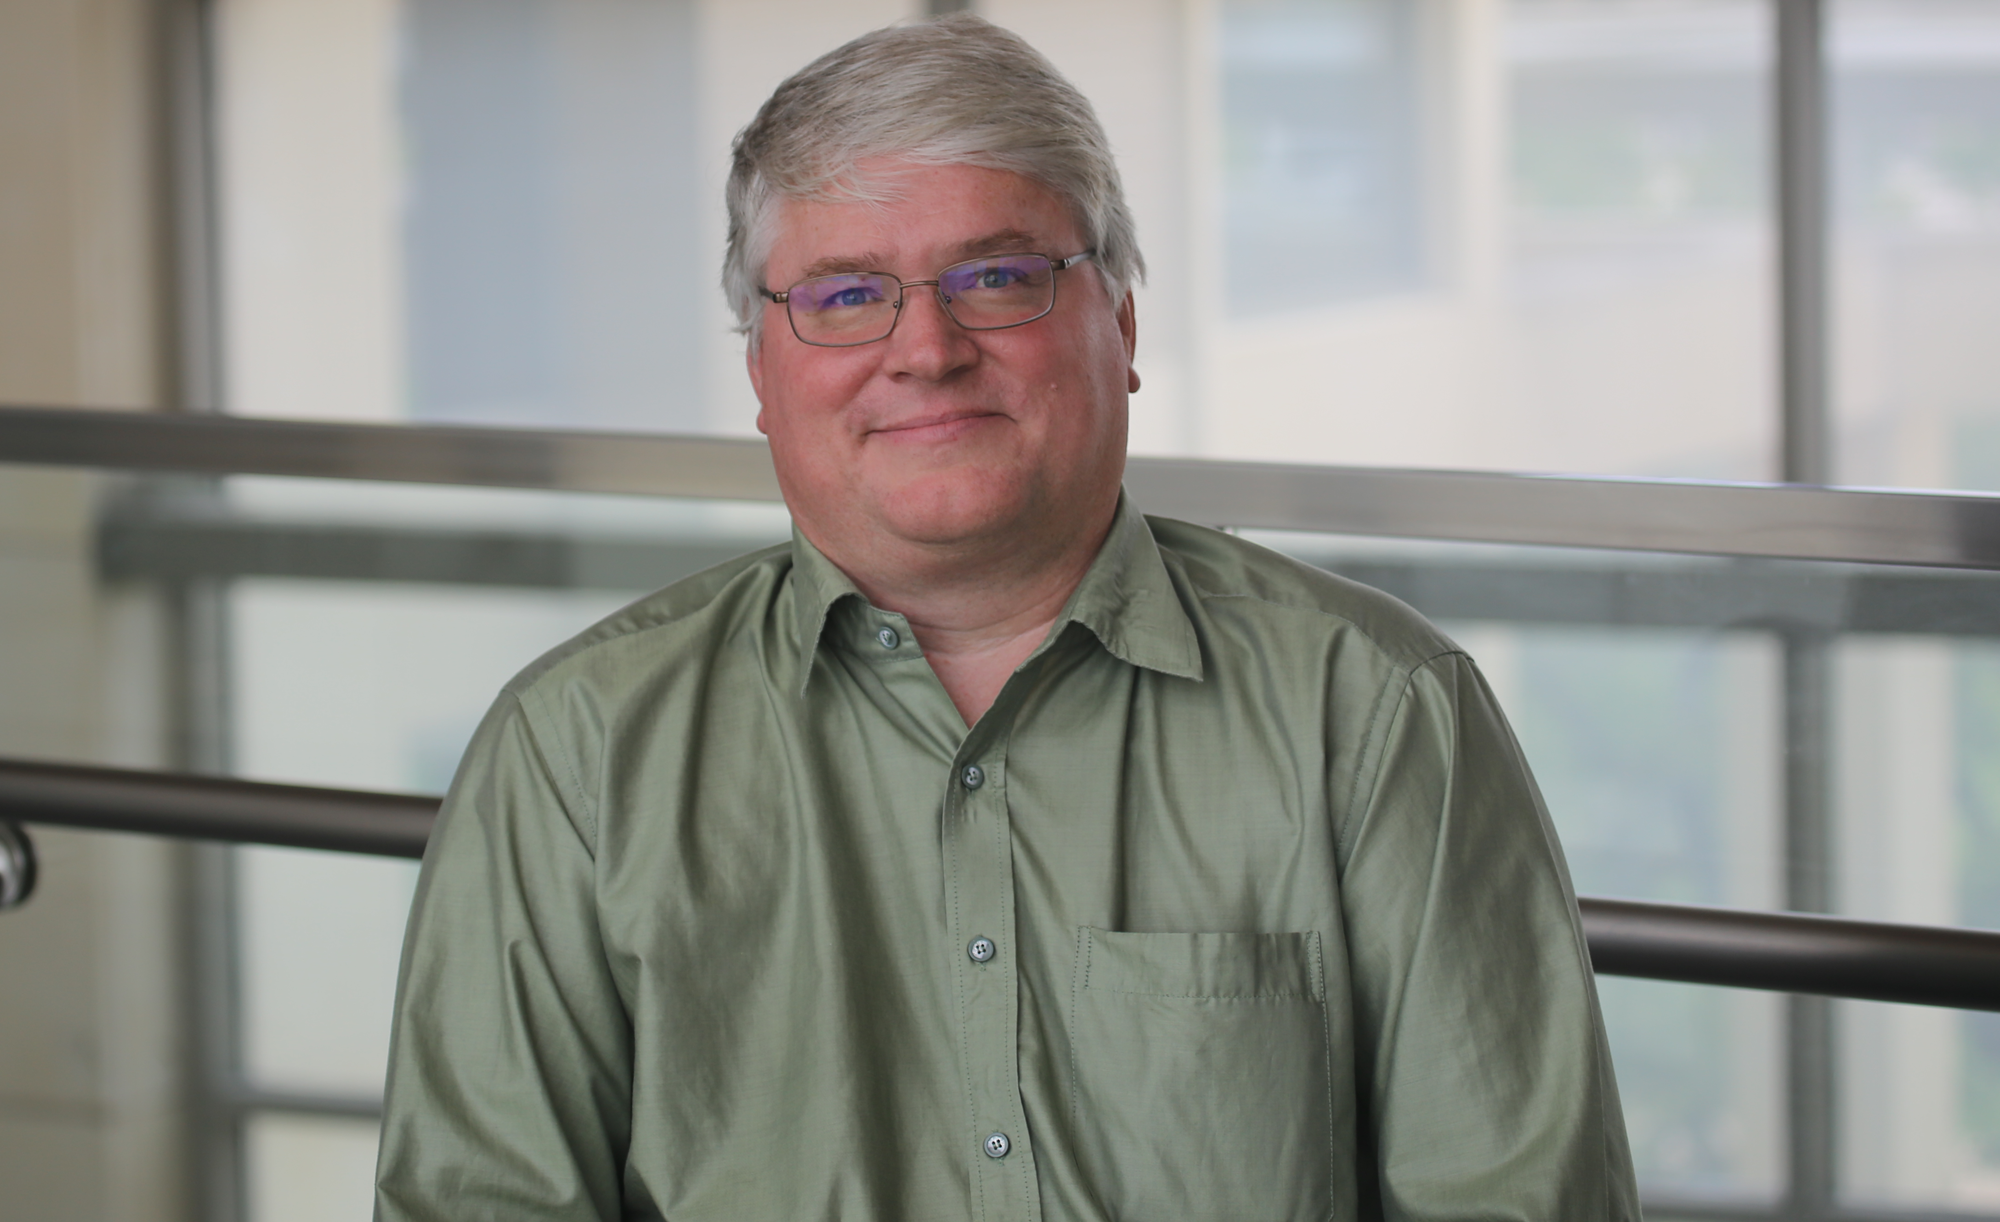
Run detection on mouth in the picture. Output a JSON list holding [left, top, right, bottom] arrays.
[[867, 410, 1005, 443]]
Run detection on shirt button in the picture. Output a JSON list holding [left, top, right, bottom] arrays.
[[967, 936, 996, 963], [875, 626, 900, 650], [961, 764, 985, 791], [984, 1132, 1011, 1159]]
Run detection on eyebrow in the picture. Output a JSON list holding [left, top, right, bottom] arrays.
[[949, 229, 1044, 261], [798, 251, 894, 281], [794, 229, 1049, 282]]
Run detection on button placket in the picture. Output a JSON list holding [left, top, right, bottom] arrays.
[[942, 733, 1040, 1222]]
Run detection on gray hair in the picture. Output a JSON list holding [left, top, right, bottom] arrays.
[[723, 14, 1144, 339]]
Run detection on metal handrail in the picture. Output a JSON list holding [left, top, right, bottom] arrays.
[[3, 756, 1997, 1011], [0, 757, 432, 858], [13, 404, 2000, 569]]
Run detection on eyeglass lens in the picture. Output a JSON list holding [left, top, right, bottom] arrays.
[[786, 254, 1058, 346]]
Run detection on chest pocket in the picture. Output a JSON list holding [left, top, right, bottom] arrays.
[[1069, 927, 1332, 1222]]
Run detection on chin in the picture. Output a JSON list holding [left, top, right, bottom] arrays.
[[872, 473, 1032, 547]]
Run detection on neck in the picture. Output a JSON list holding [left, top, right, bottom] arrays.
[[807, 501, 1118, 727]]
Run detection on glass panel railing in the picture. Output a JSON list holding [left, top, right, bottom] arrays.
[[1842, 996, 2000, 1212], [242, 1112, 381, 1222], [8, 458, 2000, 1219], [1247, 532, 2000, 1207]]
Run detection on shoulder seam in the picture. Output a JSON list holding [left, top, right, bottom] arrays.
[[1187, 580, 1454, 671], [506, 684, 600, 855], [512, 543, 791, 685], [1335, 648, 1468, 863]]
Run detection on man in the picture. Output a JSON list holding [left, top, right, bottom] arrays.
[[375, 15, 1638, 1222]]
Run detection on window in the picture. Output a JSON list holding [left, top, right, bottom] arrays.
[[4, 2, 1991, 1219]]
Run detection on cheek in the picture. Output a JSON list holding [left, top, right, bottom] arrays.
[[1059, 320, 1131, 404], [758, 351, 856, 428]]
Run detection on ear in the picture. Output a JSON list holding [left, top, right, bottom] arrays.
[[1117, 290, 1140, 394]]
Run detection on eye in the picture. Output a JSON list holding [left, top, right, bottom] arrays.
[[946, 257, 1047, 296], [802, 276, 888, 311]]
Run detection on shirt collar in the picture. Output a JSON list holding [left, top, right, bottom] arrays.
[[786, 490, 1203, 696], [1055, 491, 1204, 681], [787, 527, 865, 695]]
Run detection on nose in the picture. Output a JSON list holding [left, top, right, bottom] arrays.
[[883, 283, 979, 381]]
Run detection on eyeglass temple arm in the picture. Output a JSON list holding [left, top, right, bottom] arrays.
[[759, 286, 788, 303], [1056, 250, 1096, 271]]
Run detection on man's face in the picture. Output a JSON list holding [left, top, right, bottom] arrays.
[[748, 162, 1137, 568]]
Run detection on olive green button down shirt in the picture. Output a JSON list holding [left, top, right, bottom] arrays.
[[374, 496, 1638, 1222]]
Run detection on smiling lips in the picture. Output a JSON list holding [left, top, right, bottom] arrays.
[[868, 410, 1006, 442]]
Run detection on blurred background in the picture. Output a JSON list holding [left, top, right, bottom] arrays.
[[3, 0, 2000, 1218]]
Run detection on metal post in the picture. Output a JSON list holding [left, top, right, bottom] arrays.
[[1776, 1, 1839, 1211], [169, 573, 245, 1222], [157, 0, 222, 416], [1776, 0, 1831, 485], [143, 0, 230, 1211], [157, 0, 233, 1205], [1783, 635, 1834, 919], [1783, 629, 1837, 1221]]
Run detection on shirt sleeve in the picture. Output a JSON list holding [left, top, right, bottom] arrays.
[[374, 690, 631, 1222], [1335, 651, 1641, 1222]]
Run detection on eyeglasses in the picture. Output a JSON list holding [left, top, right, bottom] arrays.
[[759, 250, 1096, 347]]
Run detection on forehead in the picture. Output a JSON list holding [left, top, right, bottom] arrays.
[[764, 163, 1081, 278]]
